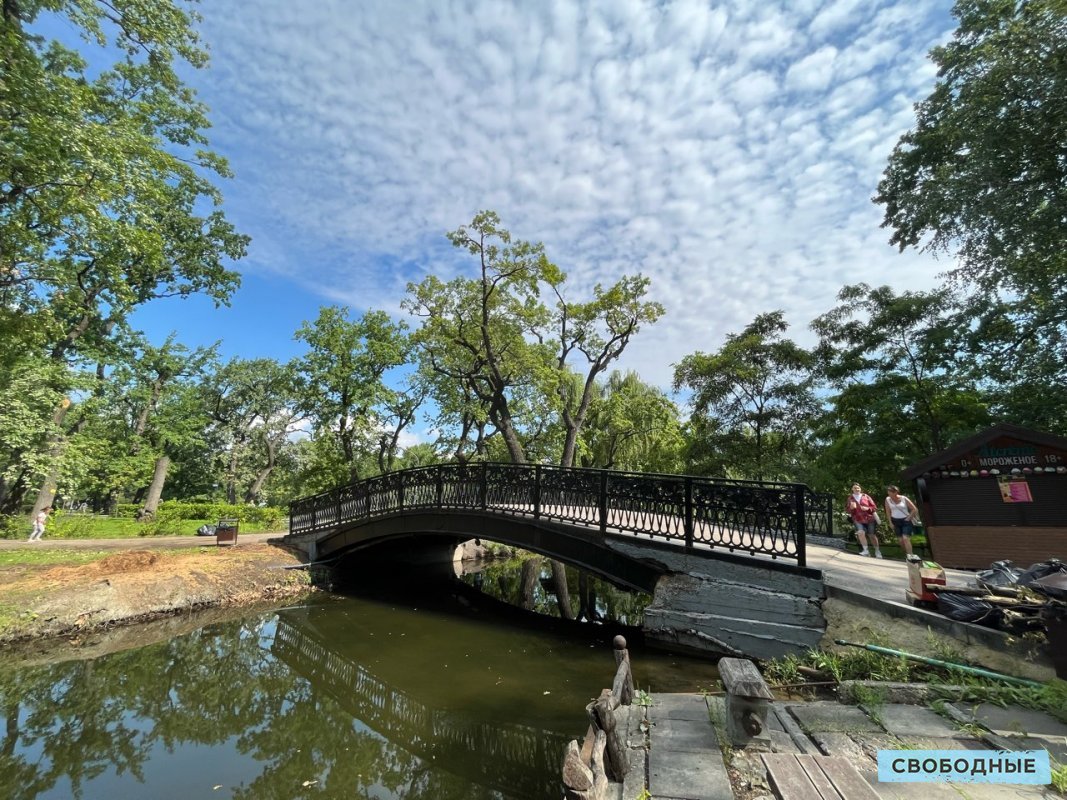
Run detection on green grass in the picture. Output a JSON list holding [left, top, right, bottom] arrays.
[[1, 513, 285, 541], [0, 549, 114, 568]]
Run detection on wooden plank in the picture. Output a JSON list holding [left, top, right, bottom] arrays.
[[761, 754, 822, 800], [816, 756, 881, 800], [719, 658, 774, 699], [795, 755, 844, 800], [763, 754, 879, 800]]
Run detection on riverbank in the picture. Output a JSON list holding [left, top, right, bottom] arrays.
[[0, 537, 315, 647]]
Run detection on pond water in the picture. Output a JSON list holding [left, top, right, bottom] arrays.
[[0, 559, 720, 799]]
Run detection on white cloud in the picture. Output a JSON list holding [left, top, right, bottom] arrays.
[[183, 0, 958, 390]]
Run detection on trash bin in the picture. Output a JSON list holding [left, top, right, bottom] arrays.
[[216, 518, 238, 547]]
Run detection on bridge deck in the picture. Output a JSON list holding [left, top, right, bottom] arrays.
[[289, 463, 833, 568]]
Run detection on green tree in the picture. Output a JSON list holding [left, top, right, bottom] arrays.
[[876, 0, 1066, 295], [295, 307, 411, 483], [405, 212, 558, 464], [810, 284, 991, 491], [578, 371, 683, 473], [203, 357, 305, 504], [674, 311, 817, 481], [875, 0, 1067, 429], [0, 0, 247, 512], [405, 211, 662, 468]]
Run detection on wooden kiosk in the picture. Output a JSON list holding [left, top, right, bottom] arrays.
[[902, 423, 1067, 569]]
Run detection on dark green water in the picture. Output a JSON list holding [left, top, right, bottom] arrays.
[[0, 565, 719, 799]]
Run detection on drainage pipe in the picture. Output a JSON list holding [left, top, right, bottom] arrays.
[[833, 639, 1044, 688]]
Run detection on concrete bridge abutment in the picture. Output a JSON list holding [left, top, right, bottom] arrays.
[[604, 540, 826, 661]]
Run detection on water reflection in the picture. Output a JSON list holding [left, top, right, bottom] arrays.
[[457, 555, 651, 625], [0, 570, 718, 799]]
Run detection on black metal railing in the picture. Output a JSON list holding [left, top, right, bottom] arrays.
[[289, 463, 818, 566]]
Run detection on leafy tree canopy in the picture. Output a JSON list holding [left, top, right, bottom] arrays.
[[876, 0, 1067, 303]]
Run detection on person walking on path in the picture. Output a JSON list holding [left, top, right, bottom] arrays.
[[845, 484, 882, 558], [28, 506, 52, 541], [884, 485, 920, 557]]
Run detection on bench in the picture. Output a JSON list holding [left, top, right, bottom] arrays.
[[762, 754, 880, 800], [216, 518, 238, 547]]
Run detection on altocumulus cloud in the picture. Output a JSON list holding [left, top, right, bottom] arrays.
[[194, 0, 955, 386]]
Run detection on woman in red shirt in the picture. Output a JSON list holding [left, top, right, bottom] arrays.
[[845, 483, 882, 558]]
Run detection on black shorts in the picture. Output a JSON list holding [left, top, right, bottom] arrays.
[[891, 518, 914, 537]]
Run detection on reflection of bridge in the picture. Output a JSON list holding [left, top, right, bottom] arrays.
[[272, 613, 565, 799], [286, 464, 831, 659]]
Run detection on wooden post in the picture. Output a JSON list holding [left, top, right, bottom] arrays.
[[562, 732, 608, 800], [593, 689, 627, 780], [612, 635, 634, 706]]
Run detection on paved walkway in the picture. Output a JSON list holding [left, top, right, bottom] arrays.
[[0, 533, 980, 597], [0, 531, 285, 551], [637, 693, 1063, 800]]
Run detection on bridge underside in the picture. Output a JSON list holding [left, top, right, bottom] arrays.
[[289, 509, 665, 592], [284, 509, 827, 660]]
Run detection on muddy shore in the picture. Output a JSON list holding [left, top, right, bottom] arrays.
[[0, 539, 317, 654]]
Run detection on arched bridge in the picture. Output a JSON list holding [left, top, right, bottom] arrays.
[[286, 463, 832, 659]]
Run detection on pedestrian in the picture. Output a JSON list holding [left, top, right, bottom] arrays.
[[884, 485, 919, 557], [28, 506, 51, 541], [845, 483, 882, 558]]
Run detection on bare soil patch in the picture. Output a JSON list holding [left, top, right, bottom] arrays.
[[0, 543, 316, 646]]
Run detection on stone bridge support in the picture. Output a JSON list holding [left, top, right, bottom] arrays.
[[605, 540, 825, 661]]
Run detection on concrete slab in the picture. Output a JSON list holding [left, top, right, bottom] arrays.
[[868, 704, 966, 739], [648, 747, 733, 800], [651, 693, 712, 723], [654, 717, 720, 754], [811, 731, 875, 763], [1009, 735, 1067, 764], [788, 701, 883, 734], [962, 703, 1067, 739]]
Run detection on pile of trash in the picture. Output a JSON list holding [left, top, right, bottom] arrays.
[[935, 558, 1067, 633]]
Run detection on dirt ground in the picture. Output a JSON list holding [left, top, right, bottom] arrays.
[[0, 543, 316, 648]]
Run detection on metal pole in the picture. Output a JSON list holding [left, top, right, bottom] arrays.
[[794, 484, 807, 567], [599, 470, 608, 534], [480, 462, 488, 510], [684, 477, 694, 548], [534, 464, 541, 519]]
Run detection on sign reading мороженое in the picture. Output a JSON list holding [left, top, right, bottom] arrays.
[[943, 437, 1067, 472], [877, 750, 1051, 784]]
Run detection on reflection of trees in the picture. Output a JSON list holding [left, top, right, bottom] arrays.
[[462, 555, 651, 625], [0, 610, 565, 800]]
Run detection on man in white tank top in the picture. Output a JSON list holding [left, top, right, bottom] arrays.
[[884, 485, 919, 556]]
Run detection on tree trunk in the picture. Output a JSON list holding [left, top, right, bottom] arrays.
[[137, 455, 171, 521], [244, 437, 278, 504], [0, 470, 29, 515], [551, 559, 575, 619], [519, 556, 541, 610], [30, 398, 72, 519]]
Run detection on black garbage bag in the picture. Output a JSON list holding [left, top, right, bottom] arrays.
[[1029, 572, 1067, 601], [937, 592, 1001, 627], [975, 560, 1023, 592], [196, 524, 217, 536], [1016, 558, 1067, 587]]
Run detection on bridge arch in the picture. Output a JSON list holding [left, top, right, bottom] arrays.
[[310, 510, 664, 592], [286, 463, 830, 659]]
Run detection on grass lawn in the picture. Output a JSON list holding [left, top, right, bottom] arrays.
[[2, 513, 286, 540]]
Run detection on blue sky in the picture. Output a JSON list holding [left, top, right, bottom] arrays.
[[94, 1, 957, 388]]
